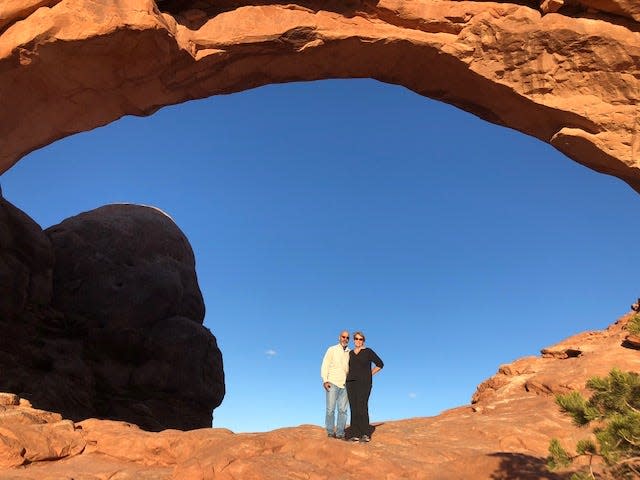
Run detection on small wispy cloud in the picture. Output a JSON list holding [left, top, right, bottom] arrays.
[[265, 349, 277, 359], [408, 392, 417, 399]]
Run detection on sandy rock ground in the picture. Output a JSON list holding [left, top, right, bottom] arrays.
[[1, 313, 638, 479]]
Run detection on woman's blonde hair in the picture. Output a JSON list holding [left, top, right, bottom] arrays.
[[353, 331, 365, 342]]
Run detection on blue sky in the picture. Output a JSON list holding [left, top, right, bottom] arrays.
[[2, 79, 639, 432]]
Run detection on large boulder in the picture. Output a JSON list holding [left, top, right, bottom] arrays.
[[0, 194, 53, 320], [0, 194, 97, 426], [46, 204, 225, 430], [0, 198, 224, 431], [48, 204, 206, 332]]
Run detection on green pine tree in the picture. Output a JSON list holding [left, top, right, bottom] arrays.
[[628, 314, 640, 336], [547, 368, 640, 479]]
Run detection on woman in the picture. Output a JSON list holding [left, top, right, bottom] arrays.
[[346, 331, 384, 442]]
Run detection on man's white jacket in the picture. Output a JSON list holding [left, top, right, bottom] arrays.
[[320, 344, 350, 388]]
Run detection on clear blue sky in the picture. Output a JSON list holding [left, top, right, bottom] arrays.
[[2, 79, 639, 433]]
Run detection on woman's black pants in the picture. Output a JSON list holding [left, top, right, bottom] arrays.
[[346, 380, 372, 437]]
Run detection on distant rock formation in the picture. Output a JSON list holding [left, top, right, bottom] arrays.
[[1, 312, 639, 479], [1, 0, 639, 191], [0, 196, 224, 431]]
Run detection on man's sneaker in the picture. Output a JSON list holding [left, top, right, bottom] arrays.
[[360, 435, 370, 442], [350, 436, 360, 442], [336, 435, 346, 440], [327, 433, 335, 438]]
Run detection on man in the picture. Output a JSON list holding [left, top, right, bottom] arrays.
[[320, 330, 350, 439]]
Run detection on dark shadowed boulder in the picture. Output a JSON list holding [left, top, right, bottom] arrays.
[[46, 204, 225, 430], [47, 204, 205, 331], [0, 195, 95, 422], [0, 194, 53, 320], [0, 199, 224, 431]]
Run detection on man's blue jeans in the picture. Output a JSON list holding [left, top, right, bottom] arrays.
[[325, 382, 348, 437]]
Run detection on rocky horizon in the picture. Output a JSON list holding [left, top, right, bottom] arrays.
[[1, 311, 639, 479]]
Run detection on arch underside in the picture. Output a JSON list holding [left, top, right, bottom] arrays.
[[0, 0, 638, 191]]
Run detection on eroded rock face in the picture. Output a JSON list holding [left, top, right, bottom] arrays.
[[48, 204, 206, 333], [0, 197, 224, 431], [0, 0, 639, 192], [472, 314, 640, 405], [0, 196, 84, 417], [47, 204, 224, 430], [0, 194, 53, 320]]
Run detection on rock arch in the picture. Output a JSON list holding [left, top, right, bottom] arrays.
[[1, 0, 639, 190]]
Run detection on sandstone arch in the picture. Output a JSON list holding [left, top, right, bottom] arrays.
[[1, 0, 639, 190]]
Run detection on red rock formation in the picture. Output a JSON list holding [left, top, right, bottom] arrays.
[[0, 192, 53, 319], [0, 0, 639, 191], [0, 196, 224, 431], [46, 203, 225, 430], [1, 0, 639, 476], [1, 313, 638, 479]]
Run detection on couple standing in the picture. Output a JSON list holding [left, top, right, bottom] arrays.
[[320, 330, 384, 442]]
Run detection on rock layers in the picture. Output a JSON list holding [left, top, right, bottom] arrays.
[[0, 196, 224, 431], [1, 313, 639, 479], [0, 0, 639, 191]]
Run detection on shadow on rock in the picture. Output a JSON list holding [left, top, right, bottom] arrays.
[[489, 452, 573, 480], [344, 422, 383, 440], [156, 0, 381, 30]]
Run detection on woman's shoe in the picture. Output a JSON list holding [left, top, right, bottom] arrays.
[[360, 435, 370, 442]]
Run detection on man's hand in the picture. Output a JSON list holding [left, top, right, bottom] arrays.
[[323, 382, 331, 391]]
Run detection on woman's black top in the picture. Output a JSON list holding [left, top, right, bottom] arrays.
[[346, 348, 384, 384]]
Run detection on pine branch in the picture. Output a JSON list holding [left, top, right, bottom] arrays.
[[625, 400, 640, 415], [548, 369, 640, 479], [628, 463, 640, 477], [619, 433, 640, 448], [588, 454, 596, 480], [617, 456, 640, 465]]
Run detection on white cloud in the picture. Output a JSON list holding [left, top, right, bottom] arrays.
[[408, 392, 417, 399], [265, 349, 277, 359]]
